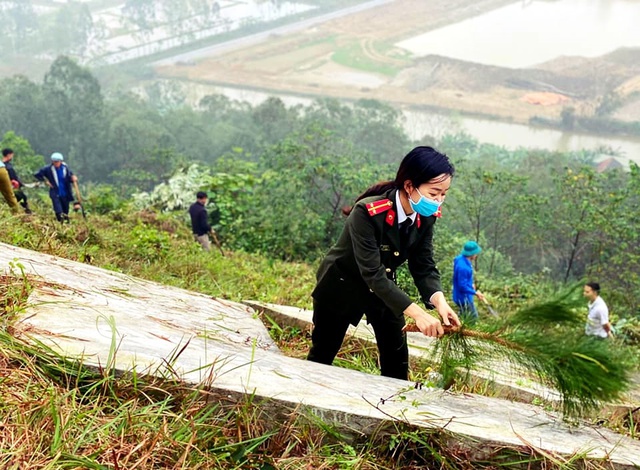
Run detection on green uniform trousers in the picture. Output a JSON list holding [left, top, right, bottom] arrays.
[[0, 168, 19, 212]]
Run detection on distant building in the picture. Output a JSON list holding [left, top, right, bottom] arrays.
[[596, 157, 623, 173]]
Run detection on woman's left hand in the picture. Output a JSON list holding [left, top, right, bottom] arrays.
[[430, 292, 461, 327]]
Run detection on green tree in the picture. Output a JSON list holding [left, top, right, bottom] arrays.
[[302, 98, 410, 164], [445, 166, 527, 277], [2, 0, 37, 55], [43, 56, 105, 179], [210, 128, 388, 260], [588, 164, 640, 313], [0, 131, 42, 179], [531, 167, 609, 283], [105, 103, 176, 174], [50, 3, 94, 56], [111, 148, 186, 193], [0, 75, 47, 149], [251, 97, 300, 146]]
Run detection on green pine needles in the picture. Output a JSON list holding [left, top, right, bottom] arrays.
[[431, 293, 631, 418]]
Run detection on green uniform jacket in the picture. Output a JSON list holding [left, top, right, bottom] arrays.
[[312, 188, 442, 324]]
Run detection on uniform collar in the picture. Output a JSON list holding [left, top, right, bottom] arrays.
[[395, 190, 417, 225]]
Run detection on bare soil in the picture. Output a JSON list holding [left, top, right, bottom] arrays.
[[155, 0, 640, 124]]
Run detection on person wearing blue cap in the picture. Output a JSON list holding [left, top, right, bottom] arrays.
[[452, 241, 486, 323], [34, 152, 78, 223]]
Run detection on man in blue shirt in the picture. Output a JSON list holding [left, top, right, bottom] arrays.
[[34, 152, 78, 223], [452, 241, 486, 323]]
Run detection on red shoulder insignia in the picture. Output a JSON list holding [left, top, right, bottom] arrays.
[[366, 199, 393, 217]]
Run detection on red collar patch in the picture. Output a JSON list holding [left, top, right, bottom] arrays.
[[385, 209, 396, 226]]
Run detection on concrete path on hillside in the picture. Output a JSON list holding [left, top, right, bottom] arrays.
[[1, 242, 639, 469]]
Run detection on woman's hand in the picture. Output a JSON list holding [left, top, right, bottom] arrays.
[[430, 291, 461, 327], [403, 303, 444, 337]]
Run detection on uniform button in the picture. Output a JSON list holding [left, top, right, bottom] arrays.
[[385, 268, 391, 272], [394, 251, 400, 256]]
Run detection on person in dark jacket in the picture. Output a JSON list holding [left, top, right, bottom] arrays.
[[452, 241, 486, 323], [2, 148, 32, 213], [34, 152, 78, 223], [189, 191, 212, 251], [307, 146, 460, 380]]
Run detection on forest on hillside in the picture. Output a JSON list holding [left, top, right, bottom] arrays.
[[2, 56, 640, 321]]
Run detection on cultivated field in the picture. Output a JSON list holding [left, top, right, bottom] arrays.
[[155, 0, 640, 124]]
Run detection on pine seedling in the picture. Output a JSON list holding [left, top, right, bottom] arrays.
[[414, 291, 631, 417]]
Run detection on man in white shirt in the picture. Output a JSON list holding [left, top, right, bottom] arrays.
[[583, 282, 612, 339]]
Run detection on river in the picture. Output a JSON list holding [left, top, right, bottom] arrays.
[[182, 83, 640, 166]]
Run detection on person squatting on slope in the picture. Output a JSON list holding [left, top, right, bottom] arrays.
[[307, 146, 460, 380], [34, 152, 78, 223]]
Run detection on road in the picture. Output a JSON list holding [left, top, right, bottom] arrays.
[[152, 0, 393, 66]]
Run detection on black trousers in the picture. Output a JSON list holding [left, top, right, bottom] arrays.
[[14, 189, 30, 212], [307, 297, 409, 380]]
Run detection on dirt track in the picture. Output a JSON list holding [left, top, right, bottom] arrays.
[[155, 0, 640, 124]]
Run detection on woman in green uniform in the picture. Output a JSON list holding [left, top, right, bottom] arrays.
[[307, 146, 459, 380]]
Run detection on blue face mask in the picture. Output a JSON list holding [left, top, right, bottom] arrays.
[[409, 188, 442, 217]]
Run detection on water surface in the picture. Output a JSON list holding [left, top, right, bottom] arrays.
[[396, 0, 640, 68]]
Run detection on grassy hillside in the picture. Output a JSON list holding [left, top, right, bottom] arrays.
[[0, 202, 316, 308]]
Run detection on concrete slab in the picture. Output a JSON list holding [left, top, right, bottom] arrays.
[[2, 243, 640, 468], [244, 301, 563, 403], [248, 302, 640, 413]]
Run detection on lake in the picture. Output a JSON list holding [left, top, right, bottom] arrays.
[[395, 0, 640, 68]]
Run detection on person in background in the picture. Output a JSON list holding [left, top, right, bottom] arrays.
[[34, 152, 78, 223], [0, 157, 20, 212], [189, 191, 212, 251], [307, 146, 460, 380], [583, 282, 612, 339], [2, 148, 32, 214], [452, 241, 486, 323]]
